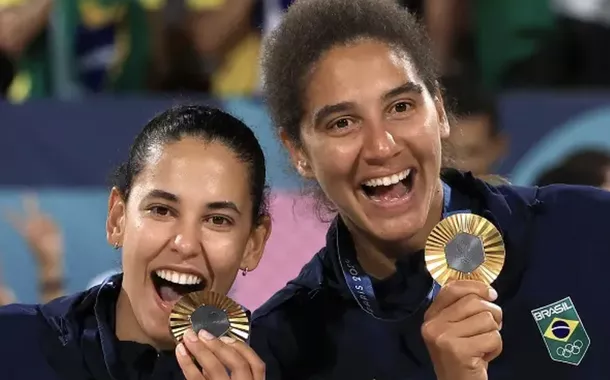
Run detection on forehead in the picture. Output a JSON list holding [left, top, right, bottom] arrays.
[[132, 138, 251, 205], [305, 40, 426, 105]]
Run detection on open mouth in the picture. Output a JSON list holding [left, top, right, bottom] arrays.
[[152, 269, 206, 305], [360, 168, 415, 202]]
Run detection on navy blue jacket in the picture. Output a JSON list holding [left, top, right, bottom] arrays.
[[0, 275, 185, 379], [251, 171, 610, 379]]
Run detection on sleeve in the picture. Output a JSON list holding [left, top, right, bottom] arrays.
[[250, 314, 289, 380]]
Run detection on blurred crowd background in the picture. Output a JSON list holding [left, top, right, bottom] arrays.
[[1, 0, 610, 310]]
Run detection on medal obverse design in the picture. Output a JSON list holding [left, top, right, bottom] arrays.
[[425, 213, 505, 286], [170, 291, 250, 344]]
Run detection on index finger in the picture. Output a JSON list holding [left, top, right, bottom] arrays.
[[425, 280, 497, 321], [228, 340, 265, 380]]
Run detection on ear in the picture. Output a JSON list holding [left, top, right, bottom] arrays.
[[279, 127, 314, 179], [433, 88, 450, 139], [106, 187, 127, 248], [240, 216, 272, 272]]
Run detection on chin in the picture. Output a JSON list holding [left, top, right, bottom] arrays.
[[367, 212, 427, 244], [140, 316, 175, 349]]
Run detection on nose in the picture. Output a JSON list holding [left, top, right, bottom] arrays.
[[171, 220, 201, 259], [361, 121, 400, 164]]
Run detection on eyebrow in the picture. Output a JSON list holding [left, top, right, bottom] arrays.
[[312, 102, 356, 127], [382, 81, 423, 101], [145, 189, 179, 203], [207, 201, 241, 215], [312, 81, 424, 126], [144, 189, 241, 215]]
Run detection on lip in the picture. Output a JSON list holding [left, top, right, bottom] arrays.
[[357, 170, 418, 211], [150, 265, 208, 313]]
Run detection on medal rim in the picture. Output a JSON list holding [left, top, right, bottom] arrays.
[[169, 290, 250, 344], [425, 213, 505, 286]]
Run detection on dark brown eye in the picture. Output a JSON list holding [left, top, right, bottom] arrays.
[[150, 206, 170, 216], [334, 118, 350, 129], [394, 102, 409, 113], [211, 216, 228, 225]]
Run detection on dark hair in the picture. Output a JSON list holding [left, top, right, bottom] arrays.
[[534, 149, 610, 188], [112, 105, 270, 224], [260, 0, 439, 146]]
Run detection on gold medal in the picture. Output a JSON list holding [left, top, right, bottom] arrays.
[[425, 213, 505, 286], [169, 291, 250, 344]]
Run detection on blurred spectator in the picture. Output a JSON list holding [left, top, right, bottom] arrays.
[[1, 0, 169, 102], [548, 0, 610, 87], [445, 80, 507, 176], [534, 149, 610, 190], [425, 0, 558, 91], [4, 194, 65, 302], [188, 0, 260, 97], [145, 1, 208, 92], [0, 51, 13, 94], [0, 0, 53, 102]]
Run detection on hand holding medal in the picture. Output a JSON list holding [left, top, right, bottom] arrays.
[[170, 291, 265, 380], [422, 213, 506, 380]]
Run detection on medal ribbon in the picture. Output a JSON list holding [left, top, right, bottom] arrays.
[[337, 182, 472, 320]]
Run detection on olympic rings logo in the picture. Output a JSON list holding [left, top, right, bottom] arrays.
[[556, 340, 583, 358]]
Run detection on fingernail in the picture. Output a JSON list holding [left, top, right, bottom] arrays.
[[220, 336, 236, 344], [488, 288, 498, 301], [176, 343, 187, 356], [185, 329, 198, 343], [499, 322, 503, 331], [198, 329, 215, 341]]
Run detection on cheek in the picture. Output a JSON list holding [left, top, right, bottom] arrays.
[[123, 217, 169, 265], [310, 139, 359, 184], [202, 231, 246, 274], [405, 116, 443, 164]]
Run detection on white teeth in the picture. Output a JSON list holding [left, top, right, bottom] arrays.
[[362, 169, 411, 187], [155, 269, 203, 285]]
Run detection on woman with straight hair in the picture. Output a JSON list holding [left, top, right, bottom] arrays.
[[0, 105, 271, 380]]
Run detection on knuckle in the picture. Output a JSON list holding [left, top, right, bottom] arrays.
[[251, 358, 267, 373], [433, 331, 453, 351], [482, 310, 495, 324], [421, 321, 437, 342], [492, 330, 503, 345], [496, 306, 504, 322], [252, 359, 266, 374]]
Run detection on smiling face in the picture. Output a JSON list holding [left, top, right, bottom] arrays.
[[107, 137, 270, 348], [283, 40, 449, 251]]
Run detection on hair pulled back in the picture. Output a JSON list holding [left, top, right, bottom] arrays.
[[112, 105, 270, 224]]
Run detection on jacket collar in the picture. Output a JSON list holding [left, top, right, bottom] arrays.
[[290, 169, 542, 305], [39, 274, 181, 379]]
